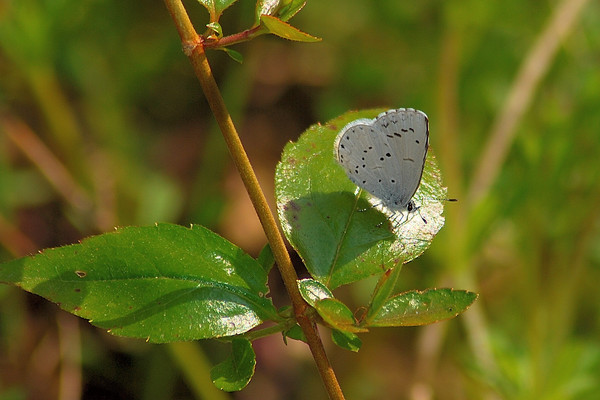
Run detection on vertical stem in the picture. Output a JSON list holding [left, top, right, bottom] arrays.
[[162, 1, 344, 398]]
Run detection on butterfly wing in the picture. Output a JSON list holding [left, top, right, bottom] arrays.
[[372, 108, 429, 210], [334, 109, 429, 212], [334, 118, 393, 202]]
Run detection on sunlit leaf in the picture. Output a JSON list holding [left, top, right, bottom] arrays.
[[255, 0, 281, 23], [298, 278, 333, 306], [298, 279, 364, 332], [206, 22, 223, 38], [314, 297, 366, 333], [0, 224, 278, 343], [275, 109, 450, 289], [277, 0, 306, 21], [260, 15, 321, 42], [197, 0, 239, 22], [364, 288, 477, 327], [255, 0, 306, 24]]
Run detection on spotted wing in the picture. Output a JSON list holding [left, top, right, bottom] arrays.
[[372, 108, 429, 210], [334, 109, 429, 212], [334, 116, 401, 206]]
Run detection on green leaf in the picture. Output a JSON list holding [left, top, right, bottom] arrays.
[[256, 243, 274, 274], [297, 279, 365, 332], [0, 223, 278, 343], [364, 288, 478, 327], [255, 0, 306, 24], [314, 297, 366, 333], [255, 0, 281, 23], [277, 0, 307, 21], [331, 329, 362, 352], [198, 0, 239, 22], [283, 324, 306, 343], [366, 267, 402, 321], [220, 47, 244, 63], [297, 278, 334, 306], [260, 15, 321, 42], [210, 338, 256, 392], [206, 22, 223, 38], [275, 109, 450, 289]]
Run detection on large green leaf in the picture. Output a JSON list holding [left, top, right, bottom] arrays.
[[364, 288, 478, 327], [0, 223, 278, 343], [275, 109, 449, 289]]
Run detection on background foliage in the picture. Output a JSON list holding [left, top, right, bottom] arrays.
[[1, 0, 599, 399]]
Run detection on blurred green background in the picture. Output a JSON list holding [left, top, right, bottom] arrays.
[[1, 0, 599, 399]]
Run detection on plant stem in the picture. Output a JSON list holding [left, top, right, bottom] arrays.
[[162, 1, 345, 398], [204, 26, 263, 49]]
